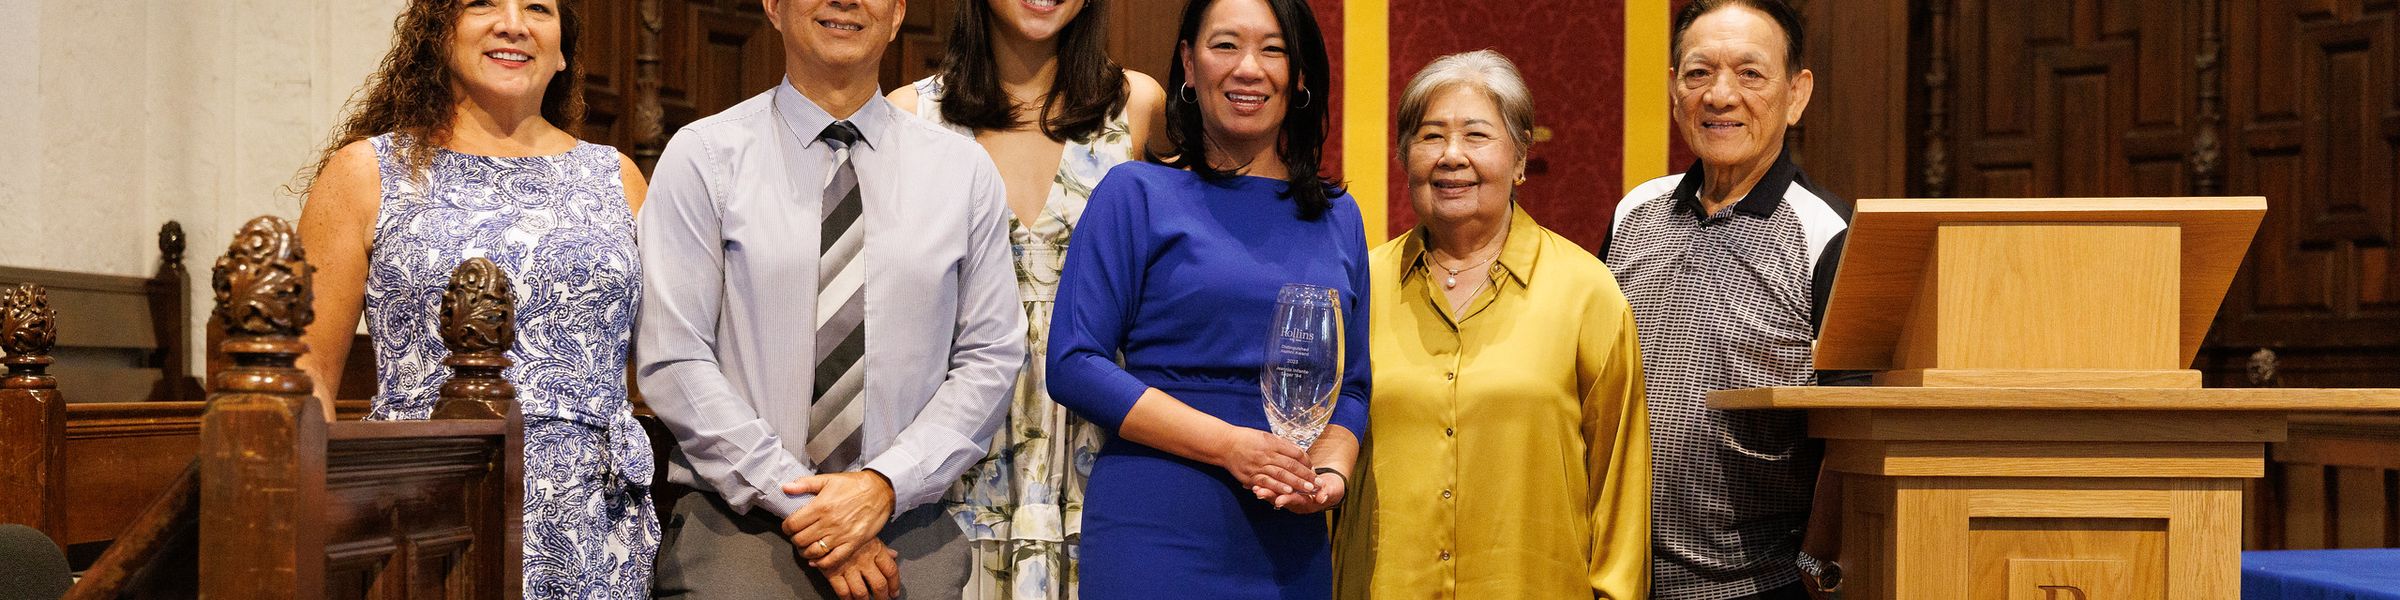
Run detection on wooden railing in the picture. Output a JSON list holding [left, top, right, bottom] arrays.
[[0, 281, 367, 568], [27, 216, 525, 599], [2248, 413, 2400, 550]]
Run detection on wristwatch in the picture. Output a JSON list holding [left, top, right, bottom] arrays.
[[1797, 551, 1844, 597]]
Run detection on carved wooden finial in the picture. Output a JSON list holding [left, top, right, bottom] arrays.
[[159, 221, 187, 265], [208, 216, 315, 396], [151, 220, 200, 401], [2247, 348, 2279, 388], [1, 284, 58, 390], [432, 257, 517, 420]]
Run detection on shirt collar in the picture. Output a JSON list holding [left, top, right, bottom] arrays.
[[1672, 150, 1798, 219], [1398, 226, 1432, 283], [1402, 204, 1546, 288], [773, 78, 888, 152], [1491, 206, 1542, 287]]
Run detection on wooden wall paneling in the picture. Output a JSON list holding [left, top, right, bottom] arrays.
[[2190, 0, 2224, 197], [577, 0, 630, 145], [2221, 0, 2319, 329], [1948, 0, 2194, 199], [1111, 1, 1184, 86], [656, 0, 703, 134], [739, 12, 789, 109], [880, 0, 950, 92], [2207, 0, 2400, 387], [1792, 0, 1911, 200], [591, 0, 1188, 176], [582, 0, 780, 174], [1948, 0, 2024, 197], [694, 5, 780, 122], [864, 0, 1184, 101], [1919, 0, 1952, 198]]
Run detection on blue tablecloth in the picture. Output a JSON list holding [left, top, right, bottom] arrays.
[[2246, 549, 2400, 599]]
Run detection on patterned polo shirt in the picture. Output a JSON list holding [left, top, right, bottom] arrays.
[[1603, 153, 1850, 599]]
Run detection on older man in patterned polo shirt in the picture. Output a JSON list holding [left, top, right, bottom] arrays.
[[1602, 1, 1850, 599]]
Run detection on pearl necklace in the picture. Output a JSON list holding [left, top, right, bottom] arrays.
[[1431, 250, 1498, 290], [1430, 213, 1512, 289]]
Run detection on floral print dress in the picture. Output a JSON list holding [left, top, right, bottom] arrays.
[[362, 134, 657, 599], [913, 76, 1133, 600]]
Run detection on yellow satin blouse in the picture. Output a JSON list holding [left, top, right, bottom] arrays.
[[1334, 208, 1650, 599]]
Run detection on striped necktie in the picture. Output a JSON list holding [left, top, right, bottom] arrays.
[[806, 120, 866, 472]]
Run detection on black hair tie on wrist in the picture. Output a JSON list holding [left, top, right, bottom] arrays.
[[1313, 467, 1348, 486]]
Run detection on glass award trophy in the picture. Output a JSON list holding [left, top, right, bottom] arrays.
[[1261, 283, 1343, 449]]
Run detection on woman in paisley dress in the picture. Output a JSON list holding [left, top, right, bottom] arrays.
[[292, 1, 656, 597], [887, 0, 1166, 597]]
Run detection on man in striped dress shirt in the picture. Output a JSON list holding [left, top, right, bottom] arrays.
[[637, 1, 1023, 598], [1603, 1, 1850, 598]]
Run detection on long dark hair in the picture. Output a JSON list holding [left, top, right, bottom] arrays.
[[936, 0, 1127, 141], [1160, 0, 1339, 221], [297, 0, 587, 192]]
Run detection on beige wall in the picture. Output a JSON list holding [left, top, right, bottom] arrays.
[[0, 0, 407, 368]]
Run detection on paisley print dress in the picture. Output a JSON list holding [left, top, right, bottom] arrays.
[[363, 133, 657, 599], [911, 76, 1134, 600]]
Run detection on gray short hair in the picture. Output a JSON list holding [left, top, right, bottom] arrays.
[[1395, 49, 1536, 161]]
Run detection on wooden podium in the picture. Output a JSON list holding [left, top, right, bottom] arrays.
[[1709, 198, 2400, 599]]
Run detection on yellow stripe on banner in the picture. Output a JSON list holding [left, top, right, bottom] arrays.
[[1623, 0, 1671, 190], [1343, 0, 1390, 244]]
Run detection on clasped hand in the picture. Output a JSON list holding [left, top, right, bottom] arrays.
[[1253, 468, 1346, 514], [806, 536, 900, 600], [1215, 427, 1335, 510], [782, 470, 895, 570]]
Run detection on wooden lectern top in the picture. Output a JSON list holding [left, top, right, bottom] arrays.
[[1813, 197, 2266, 372]]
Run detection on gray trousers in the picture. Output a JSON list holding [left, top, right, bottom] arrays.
[[653, 491, 968, 599]]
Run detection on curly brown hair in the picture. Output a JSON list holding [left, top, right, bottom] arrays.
[[295, 0, 586, 194]]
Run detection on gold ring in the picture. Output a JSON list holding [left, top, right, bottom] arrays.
[[814, 539, 830, 553]]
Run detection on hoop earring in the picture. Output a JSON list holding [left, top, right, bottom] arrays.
[[1295, 88, 1313, 109], [1178, 84, 1198, 103]]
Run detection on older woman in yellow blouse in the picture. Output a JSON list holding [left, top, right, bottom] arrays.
[[1332, 49, 1650, 599]]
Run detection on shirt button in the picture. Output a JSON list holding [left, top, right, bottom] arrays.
[[1444, 427, 1454, 436], [1441, 489, 1452, 499], [1440, 550, 1452, 561], [1445, 371, 1456, 381]]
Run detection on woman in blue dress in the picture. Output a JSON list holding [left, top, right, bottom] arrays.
[[293, 1, 656, 597], [1046, 0, 1368, 598]]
